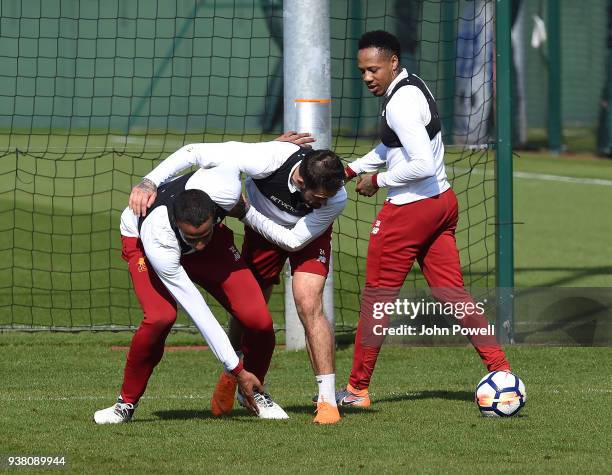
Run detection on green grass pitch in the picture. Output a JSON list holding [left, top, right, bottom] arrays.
[[3, 137, 612, 331], [1, 135, 612, 471], [1, 333, 611, 473]]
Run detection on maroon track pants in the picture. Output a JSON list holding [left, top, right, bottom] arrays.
[[120, 224, 274, 404], [349, 189, 510, 390]]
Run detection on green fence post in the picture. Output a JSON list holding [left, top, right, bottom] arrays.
[[495, 0, 514, 344], [548, 0, 562, 153]]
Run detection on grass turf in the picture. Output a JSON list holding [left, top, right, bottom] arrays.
[[3, 143, 612, 331], [512, 152, 612, 287], [0, 332, 610, 473], [1, 140, 611, 471]]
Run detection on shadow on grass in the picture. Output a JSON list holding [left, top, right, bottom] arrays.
[[281, 404, 365, 416], [150, 409, 255, 421], [282, 389, 473, 416], [151, 408, 292, 422], [150, 409, 216, 420], [374, 390, 474, 404], [122, 390, 476, 422]]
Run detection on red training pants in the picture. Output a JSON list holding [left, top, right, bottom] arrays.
[[120, 224, 274, 404], [349, 189, 510, 390]]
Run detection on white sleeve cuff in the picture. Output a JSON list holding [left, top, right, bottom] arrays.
[[376, 172, 388, 188]]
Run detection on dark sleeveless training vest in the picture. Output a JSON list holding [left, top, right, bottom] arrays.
[[379, 74, 441, 147], [138, 171, 226, 255], [252, 147, 315, 217]]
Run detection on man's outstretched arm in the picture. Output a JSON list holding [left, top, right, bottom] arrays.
[[236, 192, 346, 251], [129, 137, 310, 217]]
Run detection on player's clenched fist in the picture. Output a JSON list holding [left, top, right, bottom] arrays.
[[129, 178, 157, 217], [355, 173, 380, 197]]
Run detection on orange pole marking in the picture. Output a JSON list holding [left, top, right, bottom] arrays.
[[294, 99, 332, 103]]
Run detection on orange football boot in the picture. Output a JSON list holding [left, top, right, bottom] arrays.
[[211, 371, 238, 416], [313, 401, 341, 424]]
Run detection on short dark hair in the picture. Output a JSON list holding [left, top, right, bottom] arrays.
[[358, 30, 401, 59], [173, 189, 215, 227], [299, 150, 345, 193]]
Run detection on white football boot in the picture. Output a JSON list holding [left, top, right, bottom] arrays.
[[237, 390, 289, 419], [93, 396, 137, 424]]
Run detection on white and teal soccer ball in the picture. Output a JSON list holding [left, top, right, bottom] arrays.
[[475, 371, 526, 417]]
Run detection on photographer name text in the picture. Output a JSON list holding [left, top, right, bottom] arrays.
[[372, 324, 495, 337]]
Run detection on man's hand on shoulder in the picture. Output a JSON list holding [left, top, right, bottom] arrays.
[[355, 173, 380, 197], [274, 131, 315, 149], [129, 178, 157, 217]]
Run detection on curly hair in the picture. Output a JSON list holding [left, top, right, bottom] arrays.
[[358, 30, 401, 59]]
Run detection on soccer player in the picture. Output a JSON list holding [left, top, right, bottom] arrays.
[[94, 165, 288, 424], [337, 30, 511, 407], [129, 139, 347, 424]]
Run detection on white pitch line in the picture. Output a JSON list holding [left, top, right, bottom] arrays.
[[0, 394, 209, 402], [450, 167, 612, 186], [513, 170, 612, 186]]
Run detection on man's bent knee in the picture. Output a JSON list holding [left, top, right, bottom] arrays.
[[234, 303, 274, 333], [142, 308, 177, 333], [292, 272, 327, 327]]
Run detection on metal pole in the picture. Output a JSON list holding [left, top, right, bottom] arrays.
[[512, 0, 527, 145], [283, 0, 333, 350], [350, 0, 362, 135], [495, 0, 514, 344], [441, 0, 456, 139], [547, 0, 562, 153]]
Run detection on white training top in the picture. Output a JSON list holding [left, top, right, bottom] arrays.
[[348, 68, 450, 205], [120, 167, 241, 373], [143, 140, 347, 251]]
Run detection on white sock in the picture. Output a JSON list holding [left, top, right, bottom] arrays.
[[316, 374, 337, 406]]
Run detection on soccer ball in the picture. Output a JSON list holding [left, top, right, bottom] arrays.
[[475, 371, 526, 417]]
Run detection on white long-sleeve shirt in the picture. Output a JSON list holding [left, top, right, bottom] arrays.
[[143, 141, 347, 251], [348, 69, 450, 205], [120, 168, 241, 373]]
